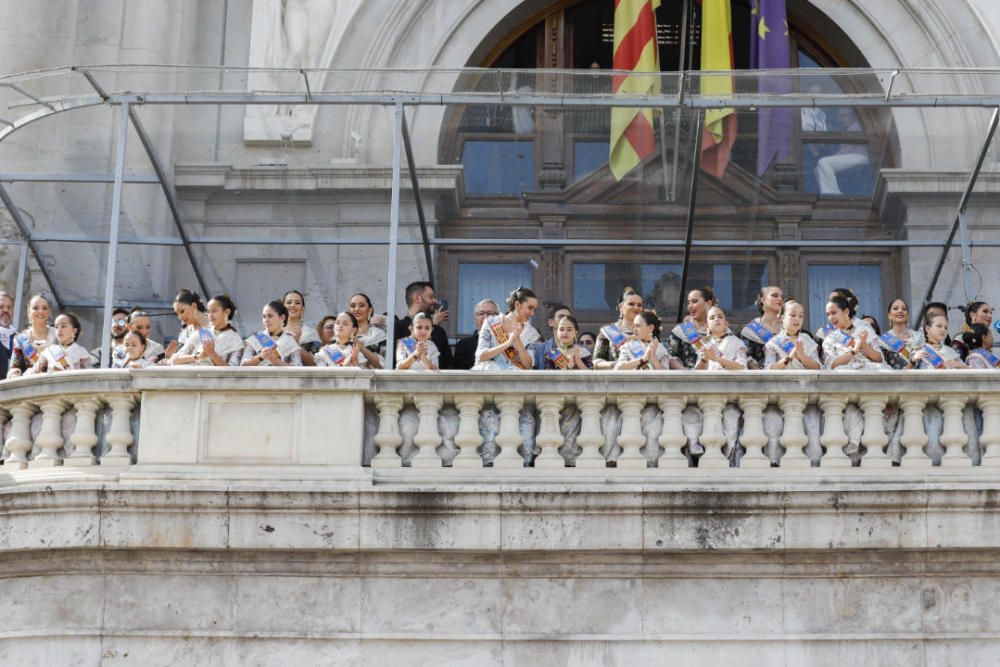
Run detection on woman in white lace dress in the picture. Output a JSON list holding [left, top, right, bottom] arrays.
[[472, 286, 540, 371], [171, 294, 244, 366], [615, 310, 680, 370], [822, 295, 884, 370], [695, 306, 748, 371], [910, 312, 966, 370]]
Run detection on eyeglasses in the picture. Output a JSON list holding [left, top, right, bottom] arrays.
[[113, 319, 128, 326], [475, 311, 499, 317]]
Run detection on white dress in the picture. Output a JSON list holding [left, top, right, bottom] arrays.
[[471, 316, 540, 371], [144, 338, 166, 361], [32, 341, 91, 373], [315, 341, 367, 368], [764, 332, 820, 370], [395, 338, 440, 371], [967, 348, 1000, 369], [913, 342, 964, 369], [615, 339, 673, 370], [703, 333, 748, 370], [241, 330, 303, 366], [9, 326, 58, 374], [875, 328, 924, 370], [821, 321, 885, 370], [177, 327, 244, 366]]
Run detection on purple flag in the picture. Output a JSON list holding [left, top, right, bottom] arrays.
[[751, 0, 793, 176]]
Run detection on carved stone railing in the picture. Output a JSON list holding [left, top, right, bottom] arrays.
[[2, 368, 1000, 478]]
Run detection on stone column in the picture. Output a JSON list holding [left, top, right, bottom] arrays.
[[898, 396, 931, 468], [410, 395, 444, 469], [778, 395, 810, 468], [30, 399, 67, 468], [102, 396, 136, 466], [576, 397, 606, 469], [859, 395, 891, 468], [534, 396, 565, 469], [697, 397, 728, 469], [4, 402, 35, 470], [818, 397, 851, 468], [371, 396, 404, 469], [657, 397, 688, 469], [979, 396, 1000, 467], [938, 395, 970, 468], [451, 396, 484, 469], [493, 396, 524, 469], [616, 396, 647, 469], [738, 397, 769, 469], [65, 399, 100, 467]]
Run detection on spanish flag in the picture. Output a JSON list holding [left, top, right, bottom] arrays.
[[609, 0, 661, 181], [700, 0, 737, 178]]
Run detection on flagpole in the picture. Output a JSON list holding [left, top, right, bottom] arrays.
[[669, 0, 692, 202], [676, 110, 704, 323]]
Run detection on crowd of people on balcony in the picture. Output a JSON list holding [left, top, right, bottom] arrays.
[[0, 280, 997, 378]]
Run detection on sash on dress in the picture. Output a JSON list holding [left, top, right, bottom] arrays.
[[546, 347, 572, 369], [400, 337, 417, 354], [767, 334, 795, 356], [743, 320, 775, 345], [828, 329, 855, 348], [600, 324, 628, 349], [678, 321, 705, 349], [199, 327, 214, 345], [47, 344, 69, 369], [16, 334, 39, 365], [878, 332, 910, 359], [254, 331, 277, 350], [972, 348, 1000, 368], [111, 345, 129, 369], [489, 318, 526, 368], [322, 344, 350, 366], [921, 345, 945, 368]]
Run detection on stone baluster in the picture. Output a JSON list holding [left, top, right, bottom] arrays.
[[371, 396, 404, 468], [0, 407, 7, 454], [898, 396, 931, 468], [493, 396, 524, 469], [938, 395, 970, 468], [697, 397, 728, 469], [534, 396, 565, 469], [102, 395, 136, 466], [451, 396, 484, 469], [818, 397, 851, 468], [979, 396, 1000, 467], [657, 397, 688, 469], [576, 397, 606, 469], [31, 398, 68, 468], [737, 397, 769, 469], [859, 395, 891, 468], [777, 395, 810, 468], [65, 399, 100, 467], [3, 402, 35, 470], [410, 395, 444, 468], [616, 396, 647, 469]]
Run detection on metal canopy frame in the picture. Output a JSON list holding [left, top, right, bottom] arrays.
[[0, 64, 999, 348]]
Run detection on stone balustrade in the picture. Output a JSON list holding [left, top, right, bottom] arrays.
[[1, 368, 998, 477]]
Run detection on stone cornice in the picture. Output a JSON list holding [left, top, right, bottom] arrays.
[[875, 168, 1000, 227], [174, 163, 462, 193]]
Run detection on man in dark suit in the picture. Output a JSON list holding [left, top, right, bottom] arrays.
[[452, 298, 500, 370], [393, 281, 454, 369], [0, 291, 15, 378]]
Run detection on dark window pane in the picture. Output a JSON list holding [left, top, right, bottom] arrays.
[[462, 141, 535, 195]]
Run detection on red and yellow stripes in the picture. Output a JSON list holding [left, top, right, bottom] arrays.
[[609, 0, 661, 181], [699, 0, 737, 178]]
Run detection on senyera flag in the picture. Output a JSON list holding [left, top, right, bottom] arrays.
[[751, 0, 793, 175], [609, 0, 661, 182], [700, 0, 737, 179]]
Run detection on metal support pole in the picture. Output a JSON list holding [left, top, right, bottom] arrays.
[[916, 106, 1000, 326], [401, 109, 434, 285], [127, 106, 210, 298], [12, 241, 27, 331], [0, 182, 64, 310], [958, 211, 976, 301], [100, 102, 129, 369], [384, 101, 405, 369], [675, 110, 704, 321]]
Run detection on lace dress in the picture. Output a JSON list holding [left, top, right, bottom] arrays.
[[593, 321, 634, 367], [875, 328, 924, 370], [763, 332, 820, 370], [741, 318, 782, 370], [176, 327, 244, 366], [703, 333, 748, 371], [471, 315, 540, 371], [241, 331, 303, 366], [667, 322, 710, 369], [821, 321, 885, 370], [616, 339, 674, 370]]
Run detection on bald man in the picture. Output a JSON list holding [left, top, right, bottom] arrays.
[[453, 299, 500, 370]]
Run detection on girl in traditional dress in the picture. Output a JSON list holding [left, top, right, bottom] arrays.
[[963, 324, 999, 369], [910, 312, 966, 370], [396, 312, 440, 371], [741, 285, 784, 369], [164, 289, 210, 363], [28, 312, 90, 373], [172, 294, 243, 366], [472, 286, 540, 371], [315, 312, 367, 368], [764, 299, 821, 370], [593, 287, 644, 369], [615, 310, 678, 370], [695, 305, 748, 371], [6, 294, 58, 378], [822, 295, 884, 370], [241, 300, 302, 366], [668, 287, 716, 369], [118, 331, 152, 369], [347, 292, 386, 369], [542, 315, 591, 370], [876, 298, 923, 369], [127, 309, 165, 362], [283, 290, 321, 365]]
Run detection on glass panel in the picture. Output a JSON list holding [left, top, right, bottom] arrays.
[[461, 140, 535, 195], [457, 263, 533, 335], [573, 140, 610, 183], [807, 264, 883, 332]]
